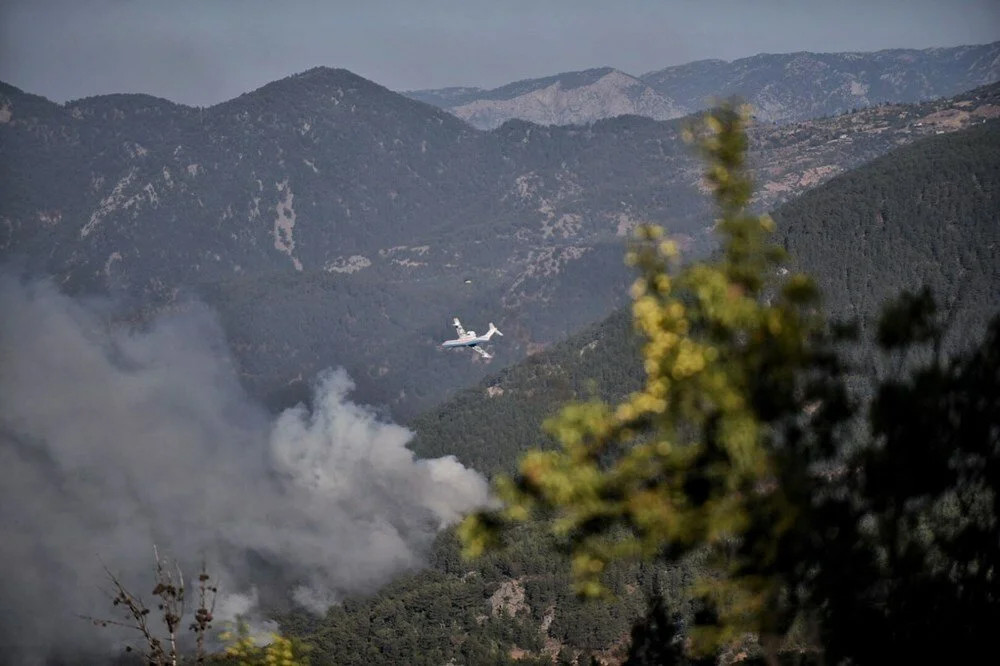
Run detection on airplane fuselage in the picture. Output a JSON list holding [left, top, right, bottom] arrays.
[[441, 334, 490, 348]]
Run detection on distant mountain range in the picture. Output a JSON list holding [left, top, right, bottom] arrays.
[[2, 61, 998, 419], [407, 67, 686, 129], [406, 42, 1000, 128]]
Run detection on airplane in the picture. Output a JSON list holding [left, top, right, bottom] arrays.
[[441, 317, 503, 359]]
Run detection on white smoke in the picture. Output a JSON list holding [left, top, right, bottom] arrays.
[[0, 275, 489, 663]]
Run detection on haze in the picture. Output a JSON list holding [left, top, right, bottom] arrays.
[[1, 0, 998, 107]]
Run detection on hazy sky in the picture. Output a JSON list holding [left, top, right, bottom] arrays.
[[2, 0, 998, 106]]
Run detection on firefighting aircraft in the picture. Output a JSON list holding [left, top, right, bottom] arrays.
[[441, 317, 503, 359]]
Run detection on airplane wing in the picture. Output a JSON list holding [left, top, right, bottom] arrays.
[[472, 346, 492, 359], [453, 317, 466, 337]]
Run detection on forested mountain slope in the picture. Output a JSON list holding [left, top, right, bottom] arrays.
[[775, 118, 1000, 347]]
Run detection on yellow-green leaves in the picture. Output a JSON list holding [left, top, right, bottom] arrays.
[[457, 512, 502, 560], [221, 621, 309, 666]]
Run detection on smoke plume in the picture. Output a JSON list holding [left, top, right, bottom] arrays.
[[0, 276, 489, 663]]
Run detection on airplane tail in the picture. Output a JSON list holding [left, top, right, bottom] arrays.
[[486, 322, 503, 339]]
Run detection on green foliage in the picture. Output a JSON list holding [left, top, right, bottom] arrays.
[[286, 540, 553, 664], [375, 110, 1000, 665], [217, 621, 310, 666], [275, 522, 659, 665]]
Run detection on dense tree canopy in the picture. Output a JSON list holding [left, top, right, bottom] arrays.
[[775, 119, 1000, 354]]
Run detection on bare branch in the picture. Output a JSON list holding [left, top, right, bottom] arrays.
[[152, 544, 181, 666], [91, 549, 222, 665], [87, 565, 167, 666], [191, 561, 218, 664]]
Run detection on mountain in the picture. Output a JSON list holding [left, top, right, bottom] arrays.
[[775, 117, 1000, 347], [2, 69, 998, 419], [294, 120, 1000, 665], [642, 41, 1000, 123], [408, 67, 686, 130], [408, 42, 1000, 128]]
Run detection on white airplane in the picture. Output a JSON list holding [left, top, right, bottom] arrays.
[[441, 317, 503, 358]]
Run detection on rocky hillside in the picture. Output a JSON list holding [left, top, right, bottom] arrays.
[[407, 41, 1000, 128], [2, 68, 997, 419], [408, 67, 685, 129]]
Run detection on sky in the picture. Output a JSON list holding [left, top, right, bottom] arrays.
[[1, 0, 998, 107]]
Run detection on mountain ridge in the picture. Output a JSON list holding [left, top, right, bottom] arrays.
[[408, 41, 1000, 128]]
